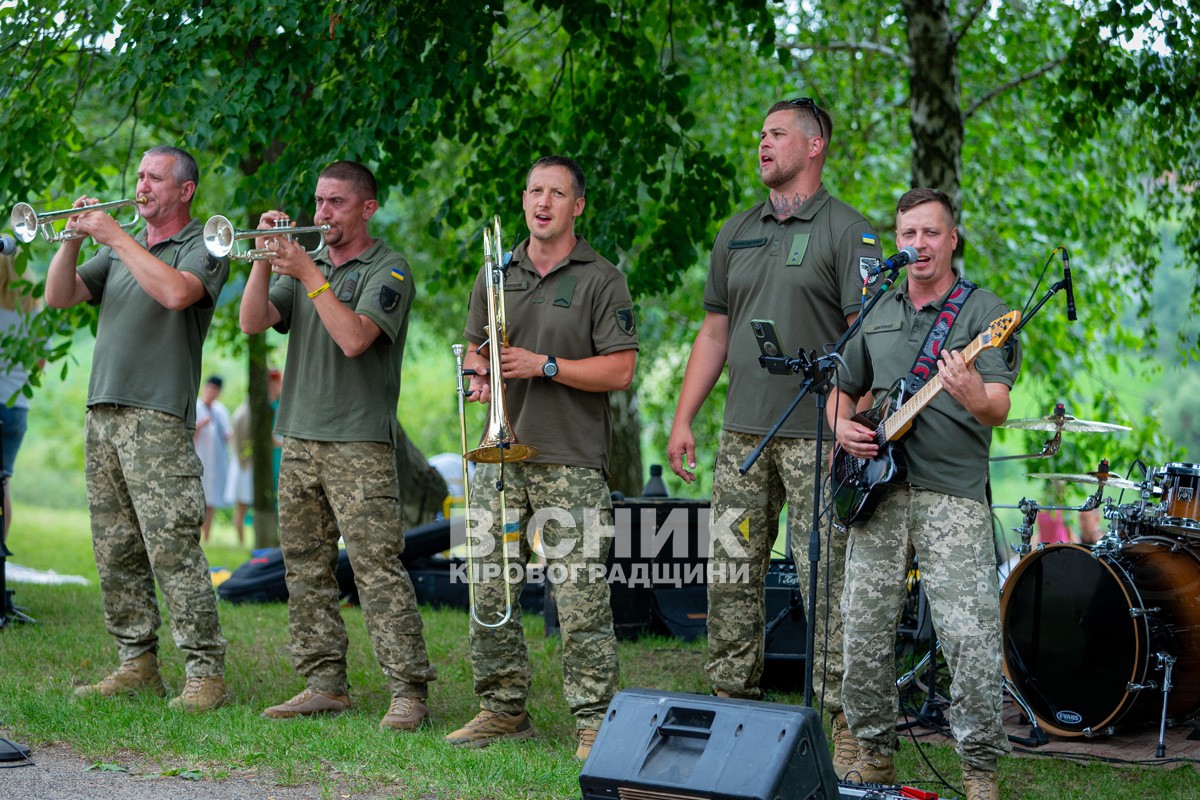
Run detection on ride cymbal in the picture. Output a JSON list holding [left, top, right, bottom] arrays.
[[1002, 414, 1132, 433], [1028, 472, 1156, 493]]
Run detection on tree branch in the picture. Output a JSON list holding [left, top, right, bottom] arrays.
[[953, 0, 990, 49], [965, 57, 1066, 119], [790, 40, 910, 69]]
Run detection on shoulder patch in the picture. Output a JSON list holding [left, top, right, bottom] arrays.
[[858, 256, 878, 284], [615, 306, 636, 336], [378, 284, 402, 314], [205, 253, 222, 274]]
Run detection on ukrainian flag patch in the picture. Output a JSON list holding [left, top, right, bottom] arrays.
[[391, 268, 405, 281], [861, 233, 877, 246]]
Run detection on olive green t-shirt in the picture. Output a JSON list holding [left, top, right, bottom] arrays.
[[78, 219, 230, 427], [835, 278, 1021, 503], [463, 236, 638, 475], [270, 239, 413, 444], [704, 185, 883, 438]]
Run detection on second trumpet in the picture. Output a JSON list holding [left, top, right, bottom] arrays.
[[203, 215, 331, 261]]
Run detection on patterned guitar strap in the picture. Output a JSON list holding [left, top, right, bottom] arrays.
[[904, 277, 977, 395]]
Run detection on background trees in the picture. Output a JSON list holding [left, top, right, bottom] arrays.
[[3, 1, 1197, 511]]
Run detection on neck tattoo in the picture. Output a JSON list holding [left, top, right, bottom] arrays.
[[771, 192, 809, 219]]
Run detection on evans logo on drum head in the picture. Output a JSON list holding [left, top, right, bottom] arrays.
[[1056, 710, 1084, 726]]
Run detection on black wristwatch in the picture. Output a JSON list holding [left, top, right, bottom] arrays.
[[541, 354, 558, 382]]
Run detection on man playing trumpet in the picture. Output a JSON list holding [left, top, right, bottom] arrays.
[[447, 156, 638, 760], [239, 160, 436, 730], [46, 145, 231, 712]]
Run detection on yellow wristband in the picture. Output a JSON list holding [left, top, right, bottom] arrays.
[[307, 281, 331, 299]]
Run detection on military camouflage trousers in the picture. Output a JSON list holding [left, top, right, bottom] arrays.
[[841, 485, 1011, 770], [84, 406, 226, 676], [465, 461, 618, 729], [278, 437, 435, 698], [706, 431, 846, 710]]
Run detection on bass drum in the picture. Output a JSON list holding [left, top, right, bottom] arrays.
[[1001, 538, 1200, 736]]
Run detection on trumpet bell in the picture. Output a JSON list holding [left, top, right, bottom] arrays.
[[202, 215, 236, 258], [10, 203, 39, 244]]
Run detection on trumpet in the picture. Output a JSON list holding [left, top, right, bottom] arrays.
[[10, 196, 146, 244], [455, 215, 539, 629], [203, 215, 331, 261]]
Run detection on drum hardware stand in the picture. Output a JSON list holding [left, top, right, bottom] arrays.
[[1151, 653, 1176, 758]]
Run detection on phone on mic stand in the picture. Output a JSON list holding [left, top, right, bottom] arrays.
[[752, 319, 793, 375]]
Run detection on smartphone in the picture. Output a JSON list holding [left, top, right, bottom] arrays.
[[752, 318, 791, 375]]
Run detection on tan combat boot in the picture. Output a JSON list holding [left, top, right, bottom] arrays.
[[445, 707, 535, 748], [830, 711, 860, 777], [380, 696, 430, 731], [575, 727, 598, 761], [843, 749, 895, 785], [263, 688, 351, 719], [168, 675, 229, 712], [74, 653, 167, 698], [962, 766, 1000, 800]]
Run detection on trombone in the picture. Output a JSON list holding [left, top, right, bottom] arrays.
[[455, 215, 539, 629], [203, 215, 331, 261], [10, 197, 146, 244]]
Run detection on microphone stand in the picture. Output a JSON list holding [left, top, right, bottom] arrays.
[[739, 266, 902, 708]]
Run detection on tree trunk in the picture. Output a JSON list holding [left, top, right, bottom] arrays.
[[248, 332, 279, 548], [607, 389, 644, 497], [903, 0, 963, 222]]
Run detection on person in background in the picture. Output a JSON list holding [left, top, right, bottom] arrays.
[[194, 375, 231, 543], [0, 249, 42, 545], [226, 368, 283, 545]]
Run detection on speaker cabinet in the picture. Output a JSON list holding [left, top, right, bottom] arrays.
[[579, 689, 839, 800], [763, 559, 808, 691]]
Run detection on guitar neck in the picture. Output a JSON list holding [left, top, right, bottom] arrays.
[[881, 335, 989, 442]]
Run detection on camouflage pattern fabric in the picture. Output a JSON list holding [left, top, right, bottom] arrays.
[[706, 430, 846, 713], [466, 461, 618, 730], [84, 406, 226, 676], [841, 485, 1010, 770], [278, 437, 435, 698]]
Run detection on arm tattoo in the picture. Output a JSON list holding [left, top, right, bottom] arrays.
[[770, 192, 810, 219]]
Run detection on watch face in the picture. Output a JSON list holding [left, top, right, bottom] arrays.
[[544, 362, 558, 377]]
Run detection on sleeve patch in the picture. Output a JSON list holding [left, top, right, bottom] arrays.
[[378, 284, 402, 314], [615, 306, 636, 336]]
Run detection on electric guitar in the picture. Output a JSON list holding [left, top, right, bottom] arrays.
[[831, 310, 1021, 525]]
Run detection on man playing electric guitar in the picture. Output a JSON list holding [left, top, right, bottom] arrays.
[[826, 188, 1020, 800]]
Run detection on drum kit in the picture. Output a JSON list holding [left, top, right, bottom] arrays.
[[994, 406, 1200, 757]]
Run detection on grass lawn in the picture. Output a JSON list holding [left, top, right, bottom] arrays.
[[1, 503, 1198, 799]]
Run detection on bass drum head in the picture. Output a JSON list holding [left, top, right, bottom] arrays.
[[1001, 543, 1143, 736]]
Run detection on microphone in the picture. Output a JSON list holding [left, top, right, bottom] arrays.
[[867, 246, 919, 277], [0, 235, 16, 256], [1062, 247, 1077, 321]]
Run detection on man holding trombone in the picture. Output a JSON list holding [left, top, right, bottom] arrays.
[[238, 160, 436, 730], [447, 156, 638, 760], [45, 145, 230, 712]]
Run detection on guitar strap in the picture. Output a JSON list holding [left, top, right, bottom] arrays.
[[905, 277, 977, 395]]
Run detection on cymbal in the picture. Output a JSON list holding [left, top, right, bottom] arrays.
[[1002, 414, 1132, 433], [1028, 472, 1157, 493]]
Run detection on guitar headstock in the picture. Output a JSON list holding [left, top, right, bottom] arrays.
[[982, 310, 1021, 349]]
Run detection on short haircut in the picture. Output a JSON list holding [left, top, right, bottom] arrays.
[[767, 99, 833, 142], [527, 155, 586, 198], [144, 146, 200, 187], [897, 187, 956, 226], [206, 375, 223, 389], [319, 161, 378, 200]]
